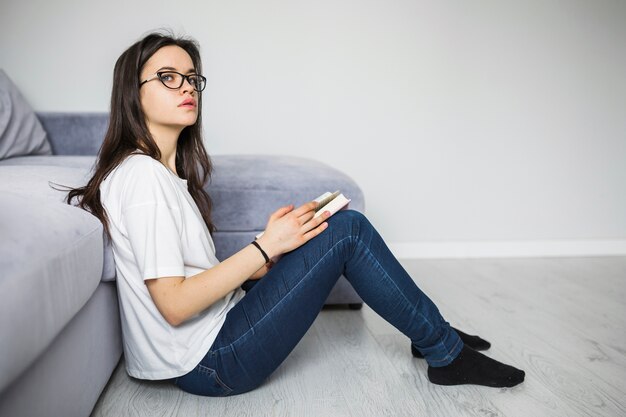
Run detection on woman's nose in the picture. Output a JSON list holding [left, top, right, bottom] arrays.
[[181, 77, 195, 94]]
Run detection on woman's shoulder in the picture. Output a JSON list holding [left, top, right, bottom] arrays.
[[108, 153, 170, 182], [101, 152, 174, 196], [102, 152, 182, 211], [118, 152, 162, 172]]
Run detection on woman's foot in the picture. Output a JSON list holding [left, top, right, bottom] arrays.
[[427, 345, 525, 388], [412, 326, 491, 358]]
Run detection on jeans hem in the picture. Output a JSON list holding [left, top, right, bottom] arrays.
[[426, 336, 463, 367]]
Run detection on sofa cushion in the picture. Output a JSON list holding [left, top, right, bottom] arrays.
[[0, 70, 52, 160], [0, 192, 104, 393], [0, 154, 96, 171], [208, 155, 365, 232], [35, 112, 109, 156], [0, 164, 91, 203], [0, 164, 116, 282]]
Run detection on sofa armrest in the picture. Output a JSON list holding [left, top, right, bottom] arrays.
[[36, 112, 109, 156]]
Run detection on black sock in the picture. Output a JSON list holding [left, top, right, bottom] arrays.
[[411, 326, 491, 358], [427, 345, 525, 388]]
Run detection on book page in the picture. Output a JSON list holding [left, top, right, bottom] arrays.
[[314, 193, 351, 218], [314, 191, 341, 212]]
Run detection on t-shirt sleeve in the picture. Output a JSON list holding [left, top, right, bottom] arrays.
[[120, 158, 186, 280]]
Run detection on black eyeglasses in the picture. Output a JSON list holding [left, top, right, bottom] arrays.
[[139, 71, 207, 92]]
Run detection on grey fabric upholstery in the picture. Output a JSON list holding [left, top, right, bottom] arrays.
[[0, 189, 104, 392], [0, 283, 122, 417], [36, 112, 108, 156], [0, 70, 51, 160], [209, 155, 365, 232], [0, 163, 117, 283], [0, 154, 97, 170], [0, 164, 91, 202]]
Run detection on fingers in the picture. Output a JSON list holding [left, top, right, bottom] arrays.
[[270, 204, 294, 221], [292, 201, 319, 217], [302, 219, 329, 241], [297, 208, 317, 225], [271, 201, 316, 221], [267, 203, 328, 253], [277, 210, 330, 253], [302, 210, 330, 235]]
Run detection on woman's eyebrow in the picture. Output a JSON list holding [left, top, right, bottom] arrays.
[[157, 66, 196, 73]]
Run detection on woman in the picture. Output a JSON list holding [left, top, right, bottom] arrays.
[[66, 31, 524, 396]]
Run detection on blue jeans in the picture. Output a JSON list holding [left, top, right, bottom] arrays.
[[174, 210, 462, 396]]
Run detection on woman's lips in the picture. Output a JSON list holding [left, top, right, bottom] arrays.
[[179, 99, 197, 108]]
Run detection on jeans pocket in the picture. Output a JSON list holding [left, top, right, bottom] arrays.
[[175, 364, 234, 397]]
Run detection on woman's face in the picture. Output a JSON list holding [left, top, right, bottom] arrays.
[[139, 45, 199, 133]]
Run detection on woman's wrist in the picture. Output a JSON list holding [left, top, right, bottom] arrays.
[[250, 240, 270, 263], [254, 236, 279, 260]]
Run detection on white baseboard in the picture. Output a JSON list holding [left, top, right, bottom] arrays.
[[387, 240, 626, 259]]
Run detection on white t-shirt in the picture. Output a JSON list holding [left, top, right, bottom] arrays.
[[99, 153, 245, 380]]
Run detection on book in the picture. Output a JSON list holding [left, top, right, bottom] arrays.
[[256, 190, 351, 239], [312, 190, 351, 218]]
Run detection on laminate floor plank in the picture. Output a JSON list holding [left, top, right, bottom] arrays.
[[314, 308, 427, 417], [433, 258, 626, 397], [394, 258, 626, 417]]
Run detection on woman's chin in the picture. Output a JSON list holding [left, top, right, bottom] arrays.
[[175, 116, 199, 128]]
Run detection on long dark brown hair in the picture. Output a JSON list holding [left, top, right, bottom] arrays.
[[64, 30, 216, 239]]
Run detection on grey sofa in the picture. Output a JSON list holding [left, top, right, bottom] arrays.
[[0, 112, 364, 417]]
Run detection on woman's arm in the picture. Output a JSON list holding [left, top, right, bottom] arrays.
[[146, 243, 274, 326], [145, 202, 330, 327], [247, 261, 272, 280]]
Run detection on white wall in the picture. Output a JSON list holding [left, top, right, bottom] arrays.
[[2, 0, 625, 257]]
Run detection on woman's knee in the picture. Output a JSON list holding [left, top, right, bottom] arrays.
[[331, 209, 367, 224], [328, 209, 370, 235]]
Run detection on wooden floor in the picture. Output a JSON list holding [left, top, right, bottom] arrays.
[[91, 257, 626, 417]]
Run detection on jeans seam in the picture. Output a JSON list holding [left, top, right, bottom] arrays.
[[355, 238, 461, 364], [428, 336, 463, 364], [198, 364, 234, 392], [354, 238, 435, 329], [212, 236, 353, 354], [357, 239, 422, 318]]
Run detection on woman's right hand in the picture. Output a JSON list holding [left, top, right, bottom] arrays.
[[256, 201, 331, 258]]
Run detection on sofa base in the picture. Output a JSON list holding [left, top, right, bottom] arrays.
[[0, 282, 122, 417]]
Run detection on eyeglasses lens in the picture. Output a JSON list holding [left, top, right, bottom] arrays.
[[158, 72, 205, 91]]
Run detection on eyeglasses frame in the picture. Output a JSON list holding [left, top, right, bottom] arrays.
[[139, 71, 207, 92]]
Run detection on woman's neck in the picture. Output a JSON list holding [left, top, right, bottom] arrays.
[[146, 121, 182, 174]]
